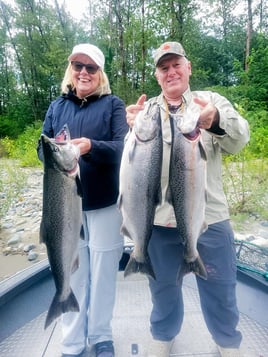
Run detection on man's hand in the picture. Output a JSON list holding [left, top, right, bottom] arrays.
[[194, 97, 219, 130], [126, 94, 147, 128]]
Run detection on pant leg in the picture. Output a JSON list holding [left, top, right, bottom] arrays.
[[86, 204, 124, 345], [148, 226, 185, 341], [61, 215, 91, 355], [196, 220, 242, 348]]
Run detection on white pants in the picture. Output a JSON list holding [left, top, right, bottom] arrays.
[[61, 204, 123, 355]]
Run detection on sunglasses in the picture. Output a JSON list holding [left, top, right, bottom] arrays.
[[71, 61, 99, 74]]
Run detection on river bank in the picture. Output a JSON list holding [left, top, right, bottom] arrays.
[[0, 165, 46, 281], [0, 163, 268, 282]]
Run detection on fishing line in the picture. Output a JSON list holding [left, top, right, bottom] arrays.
[[41, 320, 58, 357]]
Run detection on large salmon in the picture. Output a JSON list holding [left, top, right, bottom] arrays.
[[40, 126, 83, 328], [118, 104, 163, 279], [168, 113, 208, 280]]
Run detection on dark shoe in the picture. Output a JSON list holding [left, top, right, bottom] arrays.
[[95, 341, 114, 357]]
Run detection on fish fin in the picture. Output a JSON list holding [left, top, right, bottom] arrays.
[[190, 255, 207, 280], [76, 176, 83, 197], [39, 219, 46, 244], [72, 255, 79, 274], [201, 221, 208, 235], [80, 225, 85, 240], [128, 138, 137, 162], [120, 226, 132, 240], [39, 220, 44, 243], [44, 289, 79, 329], [154, 184, 162, 206], [117, 194, 122, 210], [178, 255, 207, 281], [198, 140, 207, 161], [124, 254, 156, 280], [55, 124, 70, 142], [165, 185, 172, 204]]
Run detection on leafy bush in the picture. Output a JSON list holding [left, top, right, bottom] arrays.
[[0, 122, 42, 167], [223, 155, 268, 220], [222, 105, 268, 220], [248, 126, 268, 158], [0, 115, 21, 138]]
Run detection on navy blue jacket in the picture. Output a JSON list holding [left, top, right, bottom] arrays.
[[39, 90, 128, 210]]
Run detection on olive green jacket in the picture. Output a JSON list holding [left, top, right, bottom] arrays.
[[145, 87, 250, 226]]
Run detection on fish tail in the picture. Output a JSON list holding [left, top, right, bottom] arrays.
[[124, 255, 156, 280], [44, 290, 79, 329], [178, 255, 208, 281]]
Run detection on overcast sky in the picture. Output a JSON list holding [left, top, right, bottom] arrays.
[[4, 0, 89, 20], [60, 0, 89, 20]]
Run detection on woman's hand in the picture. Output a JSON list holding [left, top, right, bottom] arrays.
[[71, 137, 91, 155]]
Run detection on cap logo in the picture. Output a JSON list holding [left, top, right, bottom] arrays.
[[153, 41, 186, 66], [162, 43, 171, 50]]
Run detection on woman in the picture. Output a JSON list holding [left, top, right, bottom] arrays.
[[38, 43, 128, 357]]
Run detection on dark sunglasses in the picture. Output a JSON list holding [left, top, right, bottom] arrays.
[[71, 61, 99, 74]]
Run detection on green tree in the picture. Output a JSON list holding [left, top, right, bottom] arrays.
[[0, 0, 83, 136], [0, 0, 268, 138]]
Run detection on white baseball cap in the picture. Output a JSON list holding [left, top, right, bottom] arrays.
[[68, 43, 105, 70]]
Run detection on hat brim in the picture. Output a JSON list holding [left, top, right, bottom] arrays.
[[155, 53, 183, 66]]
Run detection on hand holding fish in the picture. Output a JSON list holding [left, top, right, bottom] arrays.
[[126, 94, 147, 128], [71, 137, 91, 155], [194, 97, 219, 129]]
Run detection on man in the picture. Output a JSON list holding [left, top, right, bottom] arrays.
[[126, 42, 249, 357]]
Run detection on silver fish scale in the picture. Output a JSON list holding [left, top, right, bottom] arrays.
[[40, 135, 82, 328], [168, 116, 207, 276], [119, 105, 162, 278]]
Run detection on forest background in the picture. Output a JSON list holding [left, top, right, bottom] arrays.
[[0, 0, 267, 222]]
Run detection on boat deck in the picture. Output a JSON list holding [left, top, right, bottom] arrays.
[[0, 258, 267, 357]]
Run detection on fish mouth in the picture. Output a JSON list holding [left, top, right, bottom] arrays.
[[42, 135, 80, 177], [66, 163, 79, 177], [64, 153, 80, 177], [183, 128, 200, 140]]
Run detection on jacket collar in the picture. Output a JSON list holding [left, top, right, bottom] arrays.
[[63, 87, 106, 107], [156, 86, 192, 107]]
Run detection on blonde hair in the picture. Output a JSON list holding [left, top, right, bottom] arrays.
[[61, 62, 111, 96]]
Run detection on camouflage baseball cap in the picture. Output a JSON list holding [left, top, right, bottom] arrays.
[[153, 42, 187, 66]]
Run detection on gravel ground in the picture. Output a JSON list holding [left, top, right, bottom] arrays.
[[0, 165, 46, 281]]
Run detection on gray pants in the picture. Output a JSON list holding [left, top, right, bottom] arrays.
[[148, 220, 242, 348], [61, 204, 123, 355]]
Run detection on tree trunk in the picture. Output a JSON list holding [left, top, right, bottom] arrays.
[[245, 0, 253, 71]]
